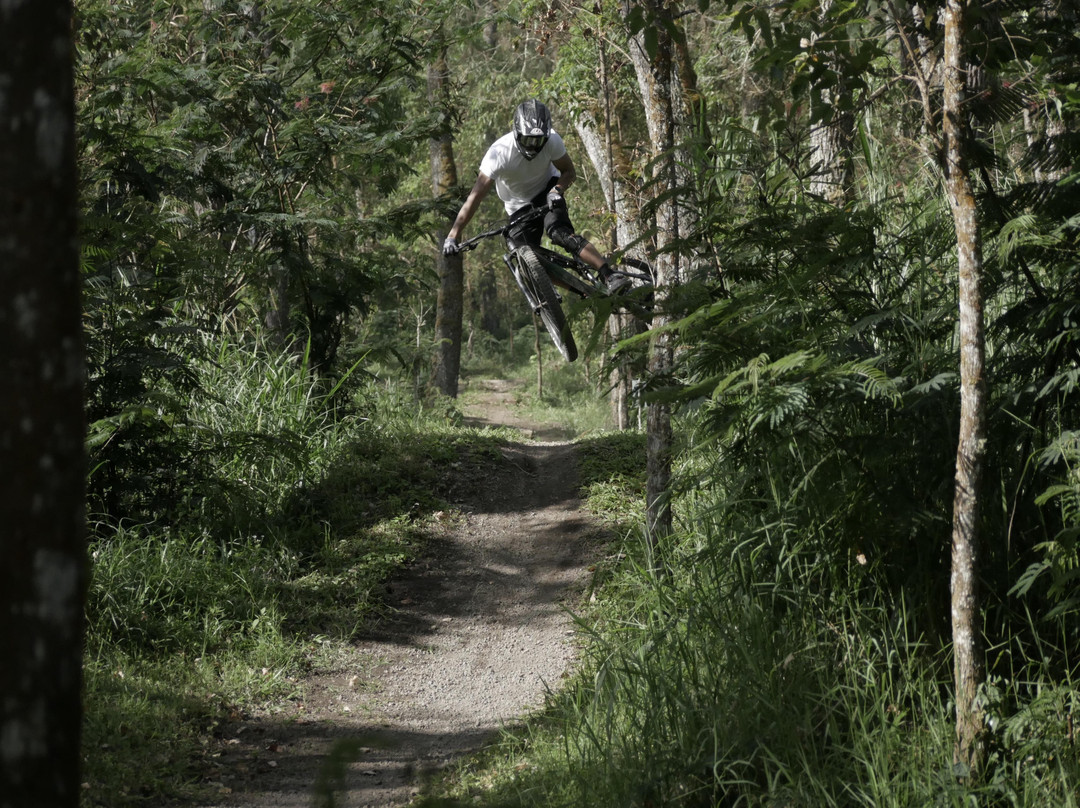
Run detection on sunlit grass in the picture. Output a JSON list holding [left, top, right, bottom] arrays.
[[81, 331, 474, 806], [460, 332, 621, 439], [418, 469, 1080, 808]]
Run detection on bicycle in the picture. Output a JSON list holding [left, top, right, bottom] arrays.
[[455, 204, 653, 362]]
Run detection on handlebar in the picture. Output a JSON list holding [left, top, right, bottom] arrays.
[[452, 205, 654, 284], [456, 204, 550, 253]]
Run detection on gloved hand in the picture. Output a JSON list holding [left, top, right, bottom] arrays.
[[546, 187, 566, 211], [442, 236, 460, 256]]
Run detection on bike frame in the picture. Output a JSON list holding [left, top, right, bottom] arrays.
[[504, 243, 599, 300], [457, 204, 654, 339], [461, 205, 650, 290]]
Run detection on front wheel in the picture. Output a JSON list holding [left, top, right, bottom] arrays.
[[514, 246, 578, 362]]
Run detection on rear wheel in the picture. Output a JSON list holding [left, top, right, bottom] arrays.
[[515, 246, 577, 362]]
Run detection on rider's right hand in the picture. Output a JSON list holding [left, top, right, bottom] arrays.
[[546, 188, 566, 211], [442, 236, 460, 256]]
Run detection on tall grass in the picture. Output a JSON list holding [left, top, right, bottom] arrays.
[[422, 445, 1080, 808], [547, 526, 963, 808], [460, 332, 620, 438], [82, 328, 469, 806], [175, 331, 369, 531]]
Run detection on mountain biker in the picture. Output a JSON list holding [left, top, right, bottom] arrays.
[[442, 99, 630, 294]]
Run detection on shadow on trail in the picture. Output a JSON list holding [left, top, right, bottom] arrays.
[[462, 413, 577, 442], [193, 380, 610, 808], [201, 718, 514, 808], [355, 439, 601, 648]]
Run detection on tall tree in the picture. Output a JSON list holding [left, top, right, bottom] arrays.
[[575, 108, 648, 429], [806, 0, 855, 203], [624, 0, 700, 243], [429, 46, 465, 397], [530, 0, 652, 428], [77, 0, 433, 374], [0, 0, 87, 804], [622, 0, 689, 542], [942, 0, 987, 773]]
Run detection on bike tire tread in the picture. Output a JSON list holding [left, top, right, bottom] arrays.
[[516, 246, 578, 362]]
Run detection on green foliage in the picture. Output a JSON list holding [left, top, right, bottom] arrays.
[[73, 2, 476, 801], [1012, 431, 1080, 619], [424, 2, 1080, 804], [80, 325, 478, 803], [76, 0, 444, 506], [576, 430, 647, 526], [86, 326, 343, 529], [424, 493, 1080, 808], [76, 0, 1080, 804], [651, 188, 964, 630], [81, 654, 232, 807]]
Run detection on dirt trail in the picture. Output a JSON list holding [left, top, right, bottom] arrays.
[[195, 378, 599, 808]]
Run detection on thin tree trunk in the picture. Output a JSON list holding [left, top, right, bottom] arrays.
[[0, 1, 87, 804], [574, 108, 646, 431], [478, 265, 501, 337], [534, 317, 544, 398], [807, 0, 854, 204], [625, 3, 698, 244], [942, 0, 987, 774], [429, 49, 464, 397], [624, 0, 684, 544], [574, 110, 645, 257], [887, 0, 943, 138], [265, 257, 295, 351]]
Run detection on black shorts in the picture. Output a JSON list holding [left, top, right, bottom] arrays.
[[506, 178, 574, 250]]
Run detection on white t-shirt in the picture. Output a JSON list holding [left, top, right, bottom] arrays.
[[479, 131, 567, 215]]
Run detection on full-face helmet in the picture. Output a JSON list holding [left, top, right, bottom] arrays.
[[513, 99, 552, 160]]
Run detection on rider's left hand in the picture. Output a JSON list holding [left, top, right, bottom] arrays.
[[442, 236, 460, 256], [546, 188, 566, 211]]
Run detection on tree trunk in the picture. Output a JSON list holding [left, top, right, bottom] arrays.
[[942, 0, 987, 774], [265, 261, 294, 349], [623, 0, 685, 544], [625, 3, 699, 244], [888, 0, 943, 138], [574, 111, 644, 255], [534, 316, 544, 398], [478, 265, 502, 337], [807, 0, 854, 204], [574, 108, 647, 431], [808, 102, 852, 202], [429, 49, 464, 398], [0, 1, 87, 804]]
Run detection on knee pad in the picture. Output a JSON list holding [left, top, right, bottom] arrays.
[[548, 226, 589, 258]]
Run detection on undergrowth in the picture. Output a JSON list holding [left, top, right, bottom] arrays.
[[81, 330, 492, 807], [459, 324, 624, 439], [80, 321, 625, 806], [417, 443, 1080, 808], [85, 326, 1080, 808]]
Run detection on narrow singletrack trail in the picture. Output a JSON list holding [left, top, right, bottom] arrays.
[[194, 378, 601, 808]]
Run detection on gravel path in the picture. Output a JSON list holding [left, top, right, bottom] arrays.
[[194, 379, 599, 807]]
